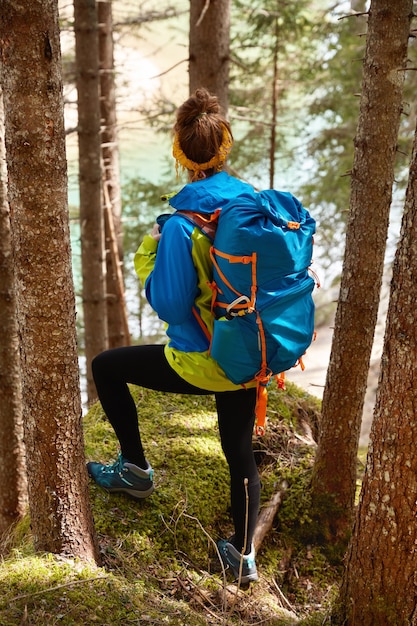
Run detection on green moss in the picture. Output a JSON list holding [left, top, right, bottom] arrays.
[[0, 554, 146, 626], [0, 383, 341, 625]]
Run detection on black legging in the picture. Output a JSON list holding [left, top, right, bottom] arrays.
[[92, 344, 260, 553]]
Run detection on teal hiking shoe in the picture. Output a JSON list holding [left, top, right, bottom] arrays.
[[87, 453, 154, 500], [217, 538, 258, 584]]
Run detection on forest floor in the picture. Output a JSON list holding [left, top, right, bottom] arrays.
[[0, 382, 349, 626]]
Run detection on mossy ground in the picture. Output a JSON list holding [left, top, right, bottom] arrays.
[[0, 380, 346, 625]]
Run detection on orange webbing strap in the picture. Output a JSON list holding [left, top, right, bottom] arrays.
[[192, 306, 212, 344], [255, 380, 269, 436], [275, 372, 286, 389], [254, 311, 271, 436], [212, 248, 257, 265], [209, 247, 258, 314], [210, 248, 247, 297], [256, 373, 287, 436], [176, 209, 220, 241], [208, 280, 219, 317]]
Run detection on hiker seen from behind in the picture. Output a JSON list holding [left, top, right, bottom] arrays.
[[87, 87, 316, 585]]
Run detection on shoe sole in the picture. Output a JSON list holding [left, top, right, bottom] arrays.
[[238, 572, 259, 584], [221, 563, 259, 584], [103, 484, 155, 500]]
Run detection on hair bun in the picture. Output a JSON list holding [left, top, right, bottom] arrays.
[[194, 87, 221, 116]]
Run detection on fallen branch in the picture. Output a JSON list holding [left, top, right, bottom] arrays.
[[253, 481, 288, 552]]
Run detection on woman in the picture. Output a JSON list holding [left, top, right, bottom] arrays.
[[87, 88, 260, 584]]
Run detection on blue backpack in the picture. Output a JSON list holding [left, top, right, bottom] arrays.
[[178, 189, 316, 434]]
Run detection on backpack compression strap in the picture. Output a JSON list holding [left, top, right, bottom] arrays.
[[209, 248, 258, 318]]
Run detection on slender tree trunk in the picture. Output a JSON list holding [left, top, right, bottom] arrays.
[[269, 16, 279, 189], [0, 0, 99, 561], [74, 0, 108, 403], [0, 79, 27, 539], [189, 0, 230, 113], [334, 108, 417, 626], [98, 0, 130, 349], [311, 0, 412, 548]]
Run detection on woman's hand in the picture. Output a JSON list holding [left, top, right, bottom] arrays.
[[150, 223, 162, 242]]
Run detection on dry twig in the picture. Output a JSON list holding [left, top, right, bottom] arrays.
[[195, 0, 210, 27]]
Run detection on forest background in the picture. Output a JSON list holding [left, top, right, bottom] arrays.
[[63, 0, 407, 426], [2, 0, 417, 624]]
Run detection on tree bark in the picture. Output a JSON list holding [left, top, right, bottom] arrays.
[[0, 80, 27, 538], [98, 0, 130, 349], [311, 0, 412, 547], [0, 0, 99, 561], [189, 0, 230, 113], [74, 0, 108, 403], [335, 95, 417, 626], [269, 16, 279, 189]]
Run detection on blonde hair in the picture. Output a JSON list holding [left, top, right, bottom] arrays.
[[172, 88, 233, 181]]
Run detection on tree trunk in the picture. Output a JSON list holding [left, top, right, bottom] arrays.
[[98, 0, 130, 349], [0, 80, 27, 538], [74, 0, 108, 403], [0, 0, 99, 562], [189, 0, 230, 113], [334, 105, 417, 626], [311, 0, 412, 549], [269, 15, 279, 189]]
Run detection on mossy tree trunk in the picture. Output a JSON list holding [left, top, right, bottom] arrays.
[[0, 81, 27, 538], [189, 0, 230, 113], [0, 0, 99, 561], [74, 0, 108, 403], [311, 0, 413, 550], [334, 102, 417, 626]]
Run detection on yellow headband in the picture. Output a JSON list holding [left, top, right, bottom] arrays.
[[172, 123, 233, 179]]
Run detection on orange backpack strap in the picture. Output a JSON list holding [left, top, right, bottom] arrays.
[[275, 372, 286, 389], [255, 373, 286, 436], [255, 380, 269, 436], [176, 209, 220, 241], [192, 306, 211, 344]]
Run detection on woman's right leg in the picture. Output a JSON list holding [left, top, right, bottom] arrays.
[[92, 344, 208, 469], [215, 388, 259, 553]]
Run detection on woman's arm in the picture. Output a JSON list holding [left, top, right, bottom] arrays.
[[134, 216, 198, 325]]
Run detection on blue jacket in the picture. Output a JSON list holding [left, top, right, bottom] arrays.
[[134, 171, 257, 391]]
